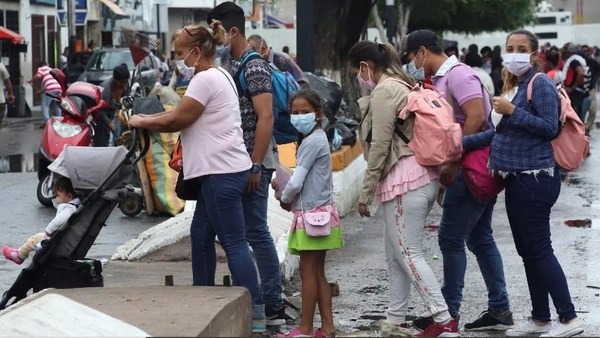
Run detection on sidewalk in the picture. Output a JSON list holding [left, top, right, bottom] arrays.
[[1, 107, 43, 127]]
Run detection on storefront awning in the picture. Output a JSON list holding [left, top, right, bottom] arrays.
[[99, 0, 128, 16], [0, 26, 25, 45]]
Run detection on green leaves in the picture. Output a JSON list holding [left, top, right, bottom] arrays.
[[393, 0, 535, 34]]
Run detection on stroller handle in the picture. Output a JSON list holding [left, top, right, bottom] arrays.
[[128, 127, 150, 165]]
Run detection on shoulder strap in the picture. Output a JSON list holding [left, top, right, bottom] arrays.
[[443, 62, 468, 104], [526, 72, 546, 102], [233, 51, 263, 98]]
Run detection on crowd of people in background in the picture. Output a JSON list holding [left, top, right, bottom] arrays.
[[453, 41, 599, 138]]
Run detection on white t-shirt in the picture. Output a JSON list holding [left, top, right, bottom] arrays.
[[182, 67, 252, 179], [491, 87, 518, 127]]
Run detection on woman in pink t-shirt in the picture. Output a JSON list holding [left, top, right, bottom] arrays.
[[128, 21, 266, 331]]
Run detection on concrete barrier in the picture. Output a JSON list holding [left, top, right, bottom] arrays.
[[0, 286, 252, 337], [112, 156, 367, 280], [0, 292, 150, 337]]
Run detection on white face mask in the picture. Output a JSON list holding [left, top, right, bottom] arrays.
[[502, 53, 533, 76], [176, 48, 199, 78]]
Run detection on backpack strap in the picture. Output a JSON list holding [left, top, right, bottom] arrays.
[[526, 72, 546, 102], [527, 72, 567, 123], [444, 62, 494, 130], [233, 50, 263, 99]]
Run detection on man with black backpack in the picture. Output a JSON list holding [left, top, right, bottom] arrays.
[[208, 1, 285, 329]]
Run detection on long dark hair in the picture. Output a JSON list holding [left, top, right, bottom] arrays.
[[290, 89, 324, 149], [348, 40, 416, 86]]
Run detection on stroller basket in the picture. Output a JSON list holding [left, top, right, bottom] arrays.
[[0, 129, 150, 310]]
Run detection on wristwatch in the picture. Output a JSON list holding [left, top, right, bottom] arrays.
[[251, 163, 261, 173]]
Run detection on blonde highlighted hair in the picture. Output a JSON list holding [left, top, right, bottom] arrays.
[[172, 20, 227, 58]]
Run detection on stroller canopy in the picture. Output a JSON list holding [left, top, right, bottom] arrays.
[[48, 146, 130, 190]]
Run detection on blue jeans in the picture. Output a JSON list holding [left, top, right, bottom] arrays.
[[190, 170, 263, 306], [41, 91, 61, 121], [504, 168, 576, 323], [581, 96, 592, 126], [438, 172, 509, 318], [242, 168, 283, 311]]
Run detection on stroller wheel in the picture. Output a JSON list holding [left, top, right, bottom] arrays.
[[119, 192, 144, 217]]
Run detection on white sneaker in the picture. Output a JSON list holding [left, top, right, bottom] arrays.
[[506, 319, 552, 337], [540, 318, 584, 337]]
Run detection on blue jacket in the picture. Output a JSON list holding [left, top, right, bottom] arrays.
[[463, 68, 560, 172]]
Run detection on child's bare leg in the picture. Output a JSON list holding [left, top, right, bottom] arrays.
[[299, 250, 321, 335], [18, 233, 46, 258], [316, 250, 335, 335]]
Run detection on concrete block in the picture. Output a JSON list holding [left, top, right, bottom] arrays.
[[0, 293, 149, 336], [46, 286, 251, 337], [333, 156, 367, 217]]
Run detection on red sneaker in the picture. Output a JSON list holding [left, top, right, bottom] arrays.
[[2, 246, 24, 265], [415, 319, 460, 337]]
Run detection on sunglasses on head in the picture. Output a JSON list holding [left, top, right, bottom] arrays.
[[181, 25, 192, 36]]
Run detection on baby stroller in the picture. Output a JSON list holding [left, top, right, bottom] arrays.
[[0, 129, 149, 310]]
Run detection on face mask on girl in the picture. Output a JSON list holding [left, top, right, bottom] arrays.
[[407, 50, 426, 81], [502, 52, 534, 76], [176, 48, 199, 78], [356, 63, 377, 91], [290, 113, 317, 135]]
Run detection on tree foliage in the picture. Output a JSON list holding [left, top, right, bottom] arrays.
[[406, 0, 536, 34]]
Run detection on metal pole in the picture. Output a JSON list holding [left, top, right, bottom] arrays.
[[385, 0, 396, 45], [156, 3, 160, 46], [68, 0, 77, 55], [296, 0, 314, 72]]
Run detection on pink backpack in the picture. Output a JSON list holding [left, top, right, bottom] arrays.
[[385, 78, 463, 166], [526, 73, 590, 171]]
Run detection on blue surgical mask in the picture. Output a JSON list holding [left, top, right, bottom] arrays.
[[290, 113, 317, 135], [176, 48, 199, 78], [407, 51, 426, 81]]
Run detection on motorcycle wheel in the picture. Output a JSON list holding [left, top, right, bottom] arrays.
[[37, 173, 54, 207], [119, 192, 144, 217]]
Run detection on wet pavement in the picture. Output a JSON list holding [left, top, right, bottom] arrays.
[[282, 129, 600, 337], [0, 119, 168, 292]]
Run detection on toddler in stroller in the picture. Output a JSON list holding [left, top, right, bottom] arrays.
[[0, 129, 149, 310], [3, 177, 81, 265]]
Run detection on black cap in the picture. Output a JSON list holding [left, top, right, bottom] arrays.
[[400, 29, 440, 56], [113, 63, 130, 81]]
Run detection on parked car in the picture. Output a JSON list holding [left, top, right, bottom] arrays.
[[66, 51, 93, 86], [78, 48, 160, 96]]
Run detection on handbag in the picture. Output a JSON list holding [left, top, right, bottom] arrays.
[[462, 145, 504, 203], [175, 171, 200, 201], [303, 210, 333, 237], [300, 185, 336, 237], [169, 137, 183, 172]]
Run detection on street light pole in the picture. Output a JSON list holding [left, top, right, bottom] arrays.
[[296, 0, 315, 72], [385, 0, 396, 45], [156, 3, 161, 50], [68, 0, 77, 56]]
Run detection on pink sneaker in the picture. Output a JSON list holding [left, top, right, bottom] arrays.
[[276, 327, 312, 337], [2, 246, 24, 265]]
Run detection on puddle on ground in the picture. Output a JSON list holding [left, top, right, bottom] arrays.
[[0, 153, 38, 173]]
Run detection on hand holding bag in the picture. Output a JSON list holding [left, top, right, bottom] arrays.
[[462, 146, 504, 203]]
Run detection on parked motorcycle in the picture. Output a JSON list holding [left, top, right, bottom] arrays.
[[36, 69, 107, 207]]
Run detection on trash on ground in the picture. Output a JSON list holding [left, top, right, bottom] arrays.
[[565, 219, 592, 228]]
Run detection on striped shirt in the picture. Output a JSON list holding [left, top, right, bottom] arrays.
[[37, 66, 62, 93], [462, 69, 560, 172]]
